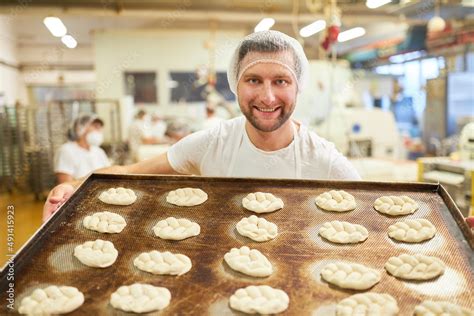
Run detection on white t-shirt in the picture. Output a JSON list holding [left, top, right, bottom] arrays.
[[168, 116, 361, 180], [54, 142, 111, 179], [128, 119, 148, 160]]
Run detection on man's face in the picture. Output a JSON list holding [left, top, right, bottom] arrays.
[[237, 51, 298, 133]]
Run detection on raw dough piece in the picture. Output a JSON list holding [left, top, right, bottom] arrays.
[[166, 188, 208, 206], [74, 239, 118, 268], [242, 192, 283, 213], [374, 195, 418, 216], [319, 221, 368, 244], [134, 250, 191, 276], [336, 293, 399, 316], [229, 285, 289, 314], [110, 283, 171, 313], [388, 218, 436, 243], [153, 217, 200, 240], [224, 246, 272, 277], [414, 300, 474, 316], [99, 187, 137, 206], [321, 262, 381, 290], [315, 190, 356, 212], [384, 253, 445, 280], [83, 211, 126, 234], [236, 215, 278, 242], [18, 286, 84, 315]]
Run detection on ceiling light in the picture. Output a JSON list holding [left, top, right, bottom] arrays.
[[254, 18, 275, 32], [389, 51, 424, 63], [299, 20, 327, 38], [427, 16, 446, 33], [366, 0, 392, 9], [338, 27, 366, 42], [43, 17, 67, 37], [61, 35, 77, 49]]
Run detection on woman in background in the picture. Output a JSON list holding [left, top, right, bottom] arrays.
[[54, 113, 110, 183]]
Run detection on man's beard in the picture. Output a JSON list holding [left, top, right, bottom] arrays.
[[240, 102, 295, 133]]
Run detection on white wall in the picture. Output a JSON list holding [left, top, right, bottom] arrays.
[[18, 44, 93, 66], [0, 15, 26, 105], [93, 29, 245, 140], [19, 44, 95, 91]]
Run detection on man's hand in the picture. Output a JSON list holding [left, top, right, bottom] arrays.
[[42, 183, 75, 222], [466, 216, 474, 229]]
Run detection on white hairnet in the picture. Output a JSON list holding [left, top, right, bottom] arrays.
[[227, 30, 309, 95], [68, 113, 103, 141]]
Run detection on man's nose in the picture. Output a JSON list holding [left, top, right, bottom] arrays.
[[260, 82, 276, 105]]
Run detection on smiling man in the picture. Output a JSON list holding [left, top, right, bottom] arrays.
[[166, 30, 360, 179], [43, 30, 360, 220]]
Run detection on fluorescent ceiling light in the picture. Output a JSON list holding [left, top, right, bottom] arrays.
[[388, 54, 405, 63], [61, 35, 77, 49], [43, 17, 67, 37], [338, 27, 366, 42], [366, 0, 392, 9], [254, 18, 275, 32], [299, 20, 326, 38], [389, 51, 424, 63]]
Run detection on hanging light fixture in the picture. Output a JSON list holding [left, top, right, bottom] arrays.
[[428, 0, 446, 33]]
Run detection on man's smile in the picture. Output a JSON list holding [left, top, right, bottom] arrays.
[[253, 106, 281, 113]]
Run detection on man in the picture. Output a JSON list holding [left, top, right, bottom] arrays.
[[201, 106, 224, 130], [55, 114, 110, 183], [43, 30, 361, 220], [128, 110, 166, 162]]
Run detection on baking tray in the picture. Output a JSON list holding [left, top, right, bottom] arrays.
[[1, 174, 473, 315]]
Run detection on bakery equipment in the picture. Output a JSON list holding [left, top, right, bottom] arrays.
[[418, 123, 474, 217]]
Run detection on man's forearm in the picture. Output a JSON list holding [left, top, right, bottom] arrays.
[[65, 152, 177, 190]]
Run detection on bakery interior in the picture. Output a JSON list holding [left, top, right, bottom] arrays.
[[0, 0, 473, 314]]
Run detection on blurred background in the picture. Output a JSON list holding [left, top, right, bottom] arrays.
[[0, 0, 473, 261]]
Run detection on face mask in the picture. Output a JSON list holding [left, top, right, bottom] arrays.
[[86, 131, 104, 146]]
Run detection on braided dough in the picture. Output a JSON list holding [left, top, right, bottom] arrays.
[[242, 192, 284, 213], [166, 188, 208, 206], [321, 262, 381, 290], [83, 211, 126, 234], [110, 283, 171, 313], [315, 190, 356, 212], [374, 195, 418, 216], [388, 218, 436, 243], [384, 253, 445, 280], [99, 187, 137, 205], [414, 300, 474, 316], [224, 246, 273, 277], [153, 217, 200, 240], [229, 285, 289, 314], [18, 286, 84, 315], [134, 250, 191, 276], [74, 239, 118, 268], [319, 221, 368, 244], [336, 293, 399, 316], [236, 215, 278, 242]]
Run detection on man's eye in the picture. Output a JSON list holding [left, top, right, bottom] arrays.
[[275, 79, 288, 85], [247, 78, 259, 84]]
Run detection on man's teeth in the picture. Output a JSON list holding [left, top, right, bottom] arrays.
[[256, 107, 277, 112]]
